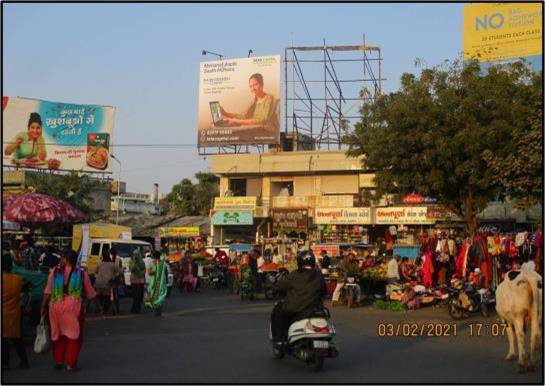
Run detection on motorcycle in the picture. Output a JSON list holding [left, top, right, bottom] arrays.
[[445, 279, 495, 320], [338, 276, 360, 308], [269, 305, 338, 372], [209, 262, 227, 289], [264, 268, 289, 300]]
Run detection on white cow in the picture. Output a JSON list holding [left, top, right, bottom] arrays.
[[496, 270, 542, 372]]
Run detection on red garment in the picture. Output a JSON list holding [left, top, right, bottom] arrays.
[[422, 251, 434, 288], [52, 303, 84, 368], [213, 251, 229, 267], [455, 242, 470, 278]]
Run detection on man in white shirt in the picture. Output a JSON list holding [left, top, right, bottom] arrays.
[[387, 255, 401, 284]]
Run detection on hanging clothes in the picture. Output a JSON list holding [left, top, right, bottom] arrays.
[[422, 251, 434, 288], [455, 241, 470, 278]]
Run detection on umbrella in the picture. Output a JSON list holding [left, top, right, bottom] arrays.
[[2, 192, 89, 223], [2, 194, 16, 210]]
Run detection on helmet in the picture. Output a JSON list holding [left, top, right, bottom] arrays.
[[296, 251, 316, 269]]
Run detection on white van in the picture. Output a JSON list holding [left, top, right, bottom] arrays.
[[85, 238, 174, 289]]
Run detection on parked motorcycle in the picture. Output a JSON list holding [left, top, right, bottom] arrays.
[[209, 262, 227, 289], [444, 279, 495, 319], [269, 305, 338, 372]]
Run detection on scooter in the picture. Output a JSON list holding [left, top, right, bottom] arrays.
[[445, 280, 495, 319], [339, 276, 360, 308], [209, 262, 227, 289], [269, 305, 338, 372]]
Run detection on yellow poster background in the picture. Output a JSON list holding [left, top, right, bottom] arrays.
[[463, 3, 542, 62]]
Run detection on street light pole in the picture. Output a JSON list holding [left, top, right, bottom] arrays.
[[110, 154, 121, 225]]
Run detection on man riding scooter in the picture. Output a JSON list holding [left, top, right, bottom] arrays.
[[270, 251, 327, 345], [331, 252, 362, 307]]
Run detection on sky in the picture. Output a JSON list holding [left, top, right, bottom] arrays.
[[3, 3, 464, 195]]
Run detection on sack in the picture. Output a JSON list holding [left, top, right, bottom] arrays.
[[33, 318, 50, 354]]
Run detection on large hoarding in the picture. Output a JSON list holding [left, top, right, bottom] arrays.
[[463, 3, 542, 69], [198, 55, 281, 147], [2, 97, 115, 173]]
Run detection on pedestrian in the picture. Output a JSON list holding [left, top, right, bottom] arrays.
[[12, 262, 48, 332], [93, 253, 119, 314], [2, 253, 30, 370], [319, 250, 331, 270], [145, 251, 168, 316], [181, 254, 198, 293], [143, 251, 153, 285], [109, 248, 123, 315], [272, 248, 284, 266], [386, 255, 401, 285], [40, 249, 101, 371], [129, 250, 146, 314]]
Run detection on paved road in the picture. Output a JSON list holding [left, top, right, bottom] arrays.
[[3, 289, 543, 384]]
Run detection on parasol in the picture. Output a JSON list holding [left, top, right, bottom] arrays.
[[2, 192, 89, 224]]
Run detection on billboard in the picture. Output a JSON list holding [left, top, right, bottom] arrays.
[[198, 55, 281, 147], [159, 227, 200, 238], [214, 196, 257, 210], [463, 3, 542, 69], [2, 97, 115, 173]]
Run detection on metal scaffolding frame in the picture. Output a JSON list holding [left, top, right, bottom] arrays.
[[285, 37, 384, 150]]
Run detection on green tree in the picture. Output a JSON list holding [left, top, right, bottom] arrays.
[[194, 172, 219, 216], [482, 89, 543, 209], [344, 59, 542, 235], [27, 171, 103, 219], [165, 178, 196, 216]]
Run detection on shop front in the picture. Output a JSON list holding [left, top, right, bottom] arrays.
[[269, 208, 309, 257], [211, 208, 255, 244], [159, 226, 201, 263], [313, 207, 372, 245], [374, 206, 435, 259]]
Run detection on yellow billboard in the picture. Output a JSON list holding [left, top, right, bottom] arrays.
[[214, 196, 257, 209], [159, 227, 200, 238], [463, 3, 542, 63]]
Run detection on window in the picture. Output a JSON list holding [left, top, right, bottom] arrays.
[[111, 243, 148, 258], [101, 244, 110, 260], [90, 243, 101, 256], [229, 179, 247, 196]]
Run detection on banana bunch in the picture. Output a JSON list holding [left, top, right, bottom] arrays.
[[362, 263, 388, 280]]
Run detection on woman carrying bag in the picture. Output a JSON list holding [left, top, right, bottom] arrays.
[[40, 250, 102, 371]]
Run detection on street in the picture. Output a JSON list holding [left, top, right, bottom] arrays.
[[3, 288, 543, 384]]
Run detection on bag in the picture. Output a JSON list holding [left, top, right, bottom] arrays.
[[33, 317, 50, 354]]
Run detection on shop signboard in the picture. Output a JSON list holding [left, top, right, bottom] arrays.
[[198, 55, 281, 147], [210, 210, 253, 225], [214, 196, 257, 209], [463, 3, 542, 69], [159, 227, 200, 238], [314, 207, 372, 225], [375, 206, 433, 224], [2, 97, 116, 173], [272, 208, 308, 230], [403, 193, 425, 205], [272, 195, 353, 209]]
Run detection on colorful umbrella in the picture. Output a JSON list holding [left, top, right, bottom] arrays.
[[2, 192, 89, 223], [2, 194, 17, 210]]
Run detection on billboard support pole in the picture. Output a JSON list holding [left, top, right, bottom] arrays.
[[111, 154, 121, 225]]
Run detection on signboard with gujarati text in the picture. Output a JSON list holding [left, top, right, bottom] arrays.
[[374, 206, 433, 225], [272, 209, 308, 230], [159, 227, 200, 238], [314, 207, 372, 225], [272, 195, 353, 209], [214, 196, 257, 209]]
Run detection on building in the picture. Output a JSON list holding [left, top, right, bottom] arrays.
[[111, 183, 162, 215]]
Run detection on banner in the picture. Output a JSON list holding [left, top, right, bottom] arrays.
[[214, 196, 257, 209], [375, 207, 434, 225], [2, 97, 115, 173], [272, 195, 353, 209], [211, 210, 253, 225], [311, 244, 340, 257], [314, 207, 372, 225], [463, 3, 542, 66], [426, 205, 462, 221], [272, 209, 308, 230], [159, 227, 200, 238], [198, 55, 281, 147]]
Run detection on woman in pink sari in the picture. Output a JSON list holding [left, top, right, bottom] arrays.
[[40, 250, 101, 371], [181, 255, 198, 292]]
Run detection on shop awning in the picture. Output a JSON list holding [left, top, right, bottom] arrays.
[[228, 244, 254, 252]]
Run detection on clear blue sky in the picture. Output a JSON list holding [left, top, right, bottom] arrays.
[[3, 3, 463, 195]]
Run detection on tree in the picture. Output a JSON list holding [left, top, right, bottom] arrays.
[[482, 84, 543, 209], [194, 172, 219, 216], [165, 178, 196, 216], [344, 59, 542, 235]]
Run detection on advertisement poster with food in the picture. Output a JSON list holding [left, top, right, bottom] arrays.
[[2, 96, 115, 173], [197, 55, 281, 147]]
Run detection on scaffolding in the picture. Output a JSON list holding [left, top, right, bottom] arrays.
[[285, 37, 384, 150]]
